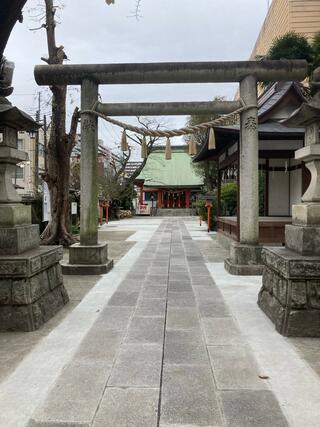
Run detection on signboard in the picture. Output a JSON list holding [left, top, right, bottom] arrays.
[[71, 202, 77, 215], [138, 204, 151, 215], [42, 181, 52, 222]]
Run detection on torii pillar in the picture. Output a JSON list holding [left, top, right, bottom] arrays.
[[225, 75, 263, 275], [62, 79, 113, 275]]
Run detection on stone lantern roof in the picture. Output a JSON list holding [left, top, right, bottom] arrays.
[[0, 98, 39, 131], [284, 100, 320, 127], [285, 68, 320, 127]]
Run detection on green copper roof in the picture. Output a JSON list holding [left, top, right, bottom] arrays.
[[137, 146, 204, 188]]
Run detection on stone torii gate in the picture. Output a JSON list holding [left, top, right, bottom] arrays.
[[34, 60, 308, 275]]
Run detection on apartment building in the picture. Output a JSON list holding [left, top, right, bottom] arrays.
[[251, 0, 320, 59], [15, 129, 45, 198]]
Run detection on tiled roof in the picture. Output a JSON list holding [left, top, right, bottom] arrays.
[[137, 146, 203, 188]]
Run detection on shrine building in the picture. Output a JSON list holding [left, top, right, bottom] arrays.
[[136, 145, 203, 212], [194, 81, 309, 245]]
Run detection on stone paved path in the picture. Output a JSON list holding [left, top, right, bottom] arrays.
[[28, 218, 288, 427], [0, 228, 135, 385]]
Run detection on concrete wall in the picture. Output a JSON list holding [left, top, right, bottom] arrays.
[[268, 159, 290, 216], [289, 166, 302, 214], [268, 158, 302, 216]]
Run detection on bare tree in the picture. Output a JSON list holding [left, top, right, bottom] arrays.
[[124, 117, 163, 180], [100, 117, 164, 206], [30, 0, 80, 246], [105, 0, 143, 19], [1, 0, 144, 246]]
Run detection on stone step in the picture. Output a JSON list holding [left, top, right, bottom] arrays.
[[156, 208, 194, 217]]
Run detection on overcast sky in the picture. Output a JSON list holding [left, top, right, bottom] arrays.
[[6, 0, 270, 153]]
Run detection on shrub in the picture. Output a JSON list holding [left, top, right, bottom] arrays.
[[220, 183, 237, 216]]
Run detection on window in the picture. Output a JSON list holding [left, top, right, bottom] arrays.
[[15, 166, 24, 179], [39, 144, 45, 157], [144, 192, 157, 202], [17, 139, 24, 150]]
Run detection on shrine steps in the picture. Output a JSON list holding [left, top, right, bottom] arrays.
[[156, 208, 194, 217]]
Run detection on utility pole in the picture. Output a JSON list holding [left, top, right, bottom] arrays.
[[34, 92, 41, 193], [43, 114, 48, 173]]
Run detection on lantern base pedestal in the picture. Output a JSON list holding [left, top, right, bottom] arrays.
[[0, 245, 69, 332], [258, 246, 320, 337]]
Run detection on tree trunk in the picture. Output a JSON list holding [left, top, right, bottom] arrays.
[[0, 0, 27, 59], [41, 155, 73, 245], [40, 0, 79, 246]]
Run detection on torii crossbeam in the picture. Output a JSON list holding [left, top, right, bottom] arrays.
[[34, 59, 308, 275]]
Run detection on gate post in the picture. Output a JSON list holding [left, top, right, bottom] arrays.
[[80, 79, 99, 245], [225, 75, 262, 275], [62, 79, 113, 275], [239, 74, 259, 244]]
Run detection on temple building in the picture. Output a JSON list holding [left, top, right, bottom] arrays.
[[194, 81, 308, 245], [136, 145, 203, 213]]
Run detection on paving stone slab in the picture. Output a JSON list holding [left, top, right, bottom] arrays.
[[167, 291, 196, 308], [168, 273, 190, 281], [169, 261, 187, 267], [164, 329, 208, 365], [193, 286, 223, 301], [94, 306, 134, 330], [202, 317, 243, 346], [189, 269, 211, 275], [191, 278, 214, 286], [208, 345, 267, 390], [168, 281, 192, 292], [139, 254, 155, 260], [128, 273, 147, 280], [150, 261, 169, 268], [160, 364, 222, 427], [219, 390, 289, 427], [75, 328, 124, 363], [141, 286, 167, 299], [149, 267, 168, 275], [145, 275, 168, 285], [169, 265, 187, 272], [117, 282, 143, 294], [135, 298, 167, 317], [28, 360, 112, 427], [167, 307, 200, 330], [126, 316, 165, 344], [93, 387, 159, 427], [198, 302, 231, 318], [145, 280, 168, 288], [156, 253, 170, 258], [108, 343, 162, 388], [108, 291, 140, 307]]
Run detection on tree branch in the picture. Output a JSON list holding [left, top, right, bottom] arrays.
[[69, 107, 80, 148], [129, 0, 142, 20]]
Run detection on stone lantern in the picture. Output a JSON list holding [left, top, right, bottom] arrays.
[[258, 68, 320, 337], [0, 99, 39, 247], [0, 97, 69, 331]]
